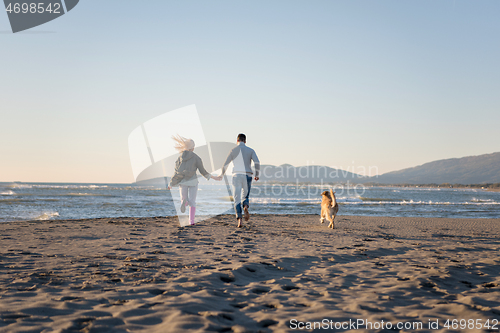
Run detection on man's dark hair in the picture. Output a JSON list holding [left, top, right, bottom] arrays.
[[237, 133, 246, 142]]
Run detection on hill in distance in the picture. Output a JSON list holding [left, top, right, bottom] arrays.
[[135, 164, 366, 186], [134, 152, 500, 186], [371, 152, 500, 185], [258, 164, 365, 183]]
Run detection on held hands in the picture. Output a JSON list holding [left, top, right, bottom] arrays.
[[210, 175, 257, 181]]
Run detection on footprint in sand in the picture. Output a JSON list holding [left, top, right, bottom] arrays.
[[219, 275, 235, 283], [251, 286, 270, 294], [259, 319, 279, 327], [281, 285, 299, 291], [230, 302, 248, 309]]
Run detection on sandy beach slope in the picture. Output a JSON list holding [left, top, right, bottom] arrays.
[[1, 214, 499, 332]]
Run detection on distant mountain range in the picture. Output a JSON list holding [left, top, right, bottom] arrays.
[[261, 152, 500, 184], [369, 152, 500, 185], [135, 164, 365, 186], [135, 152, 500, 186], [259, 164, 365, 183], [259, 152, 500, 185]]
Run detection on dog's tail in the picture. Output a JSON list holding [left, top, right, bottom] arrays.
[[330, 189, 337, 207]]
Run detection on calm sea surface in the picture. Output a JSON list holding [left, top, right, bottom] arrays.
[[0, 182, 499, 222]]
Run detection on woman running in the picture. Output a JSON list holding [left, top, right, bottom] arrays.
[[168, 135, 218, 225]]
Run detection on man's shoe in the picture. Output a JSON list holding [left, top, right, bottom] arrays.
[[243, 205, 249, 221]]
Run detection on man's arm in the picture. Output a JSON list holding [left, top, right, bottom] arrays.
[[252, 150, 260, 180], [219, 148, 236, 177]]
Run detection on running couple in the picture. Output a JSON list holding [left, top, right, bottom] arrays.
[[168, 133, 260, 228]]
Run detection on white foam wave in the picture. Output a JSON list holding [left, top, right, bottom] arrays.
[[471, 197, 495, 203], [464, 201, 500, 205], [345, 200, 500, 206], [0, 190, 15, 196], [251, 198, 321, 205], [251, 196, 362, 205], [9, 184, 32, 189], [380, 186, 483, 193], [35, 212, 60, 220], [338, 196, 363, 203], [32, 184, 109, 189], [250, 197, 500, 206]]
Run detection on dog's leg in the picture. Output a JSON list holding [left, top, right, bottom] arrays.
[[326, 212, 334, 229], [320, 208, 325, 223], [329, 214, 335, 229], [332, 205, 339, 229]]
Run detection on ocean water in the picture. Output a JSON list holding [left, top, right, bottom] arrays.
[[0, 182, 499, 222]]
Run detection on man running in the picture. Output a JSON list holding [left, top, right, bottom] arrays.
[[218, 134, 260, 228]]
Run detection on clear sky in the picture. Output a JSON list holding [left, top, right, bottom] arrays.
[[1, 0, 499, 183]]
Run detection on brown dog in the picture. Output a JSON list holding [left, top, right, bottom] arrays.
[[320, 189, 339, 229]]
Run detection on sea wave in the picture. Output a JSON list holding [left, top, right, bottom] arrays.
[[250, 198, 500, 206], [251, 196, 363, 205], [32, 184, 109, 189], [8, 184, 32, 189], [65, 193, 116, 197], [0, 198, 23, 203], [252, 198, 321, 205], [463, 201, 500, 205], [349, 200, 500, 206], [360, 197, 401, 202], [0, 190, 16, 196], [6, 183, 115, 190], [35, 212, 60, 220], [471, 197, 495, 203]]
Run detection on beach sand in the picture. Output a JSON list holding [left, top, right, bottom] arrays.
[[1, 214, 499, 332]]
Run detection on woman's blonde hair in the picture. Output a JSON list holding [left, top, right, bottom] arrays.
[[172, 134, 195, 152]]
